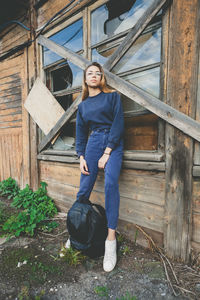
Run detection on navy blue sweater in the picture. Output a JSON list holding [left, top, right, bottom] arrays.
[[76, 91, 124, 157]]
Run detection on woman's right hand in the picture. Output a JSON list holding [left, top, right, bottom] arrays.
[[80, 156, 90, 175]]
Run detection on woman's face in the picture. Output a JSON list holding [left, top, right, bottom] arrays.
[[85, 65, 102, 88]]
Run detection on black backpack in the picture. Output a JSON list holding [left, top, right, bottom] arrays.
[[66, 196, 108, 258]]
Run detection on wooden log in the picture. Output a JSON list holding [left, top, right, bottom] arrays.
[[164, 0, 199, 262], [37, 35, 200, 152]]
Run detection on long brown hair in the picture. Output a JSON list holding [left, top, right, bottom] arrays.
[[82, 62, 114, 100]]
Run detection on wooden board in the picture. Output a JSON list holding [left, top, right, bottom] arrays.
[[192, 213, 200, 243], [24, 77, 65, 135], [39, 161, 165, 232]]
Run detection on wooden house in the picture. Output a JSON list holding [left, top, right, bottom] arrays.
[[0, 0, 200, 262]]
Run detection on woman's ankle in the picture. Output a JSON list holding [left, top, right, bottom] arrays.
[[107, 228, 116, 241]]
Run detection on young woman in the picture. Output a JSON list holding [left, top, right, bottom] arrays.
[[66, 62, 124, 272]]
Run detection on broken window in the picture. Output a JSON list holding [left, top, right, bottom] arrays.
[[90, 0, 162, 150], [40, 0, 163, 153], [42, 18, 83, 151]]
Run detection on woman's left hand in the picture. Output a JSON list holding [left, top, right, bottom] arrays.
[[98, 154, 110, 169]]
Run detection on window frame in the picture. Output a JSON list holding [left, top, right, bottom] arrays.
[[37, 0, 168, 169]]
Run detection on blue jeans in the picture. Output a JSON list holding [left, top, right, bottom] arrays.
[[76, 129, 123, 230]]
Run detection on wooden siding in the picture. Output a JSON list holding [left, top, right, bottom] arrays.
[[37, 0, 93, 30], [39, 161, 165, 233], [0, 56, 23, 182], [192, 180, 200, 250], [124, 114, 158, 150], [0, 15, 29, 54]]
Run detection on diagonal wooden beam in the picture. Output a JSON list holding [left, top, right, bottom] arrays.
[[103, 0, 169, 71], [37, 0, 169, 152], [37, 35, 200, 153]]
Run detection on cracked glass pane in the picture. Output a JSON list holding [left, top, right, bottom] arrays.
[[43, 18, 83, 66], [91, 0, 155, 45]]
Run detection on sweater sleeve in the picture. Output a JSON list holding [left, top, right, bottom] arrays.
[[76, 106, 89, 158], [107, 92, 124, 149]]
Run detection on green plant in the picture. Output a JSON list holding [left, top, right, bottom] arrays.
[[117, 233, 125, 243], [116, 292, 138, 300], [38, 221, 58, 232], [94, 285, 109, 298], [0, 177, 19, 199], [60, 246, 86, 266], [134, 229, 139, 244], [18, 285, 30, 300], [122, 245, 131, 255], [2, 182, 57, 237], [0, 202, 6, 224]]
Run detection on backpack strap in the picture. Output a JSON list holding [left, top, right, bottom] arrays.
[[77, 195, 91, 205]]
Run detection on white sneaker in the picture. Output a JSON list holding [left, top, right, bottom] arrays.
[[65, 238, 71, 249], [103, 239, 117, 272]]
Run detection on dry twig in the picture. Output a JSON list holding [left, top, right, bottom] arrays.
[[38, 229, 67, 237], [134, 224, 195, 298]]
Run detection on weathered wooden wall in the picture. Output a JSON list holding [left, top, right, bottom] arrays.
[[0, 55, 23, 182], [39, 160, 165, 245], [0, 3, 32, 187], [1, 0, 200, 259]]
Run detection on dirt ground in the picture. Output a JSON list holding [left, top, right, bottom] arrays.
[[0, 197, 200, 300]]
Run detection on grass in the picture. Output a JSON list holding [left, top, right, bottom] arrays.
[[116, 292, 138, 300], [60, 244, 87, 266], [94, 285, 109, 298]]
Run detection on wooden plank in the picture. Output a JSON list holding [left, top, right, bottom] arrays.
[[192, 213, 200, 243], [158, 6, 170, 153], [0, 78, 21, 90], [194, 42, 200, 165], [43, 178, 164, 232], [193, 166, 200, 177], [164, 0, 199, 262], [0, 75, 21, 86], [38, 153, 165, 171], [0, 114, 22, 123], [0, 107, 22, 116], [28, 3, 39, 191], [123, 160, 165, 171], [192, 180, 200, 212], [37, 154, 78, 163], [39, 161, 165, 207], [191, 241, 200, 253], [103, 0, 168, 70], [0, 120, 22, 128], [0, 96, 21, 105], [37, 35, 200, 152], [24, 77, 65, 135], [21, 48, 30, 187], [40, 148, 164, 161], [0, 100, 21, 110]]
